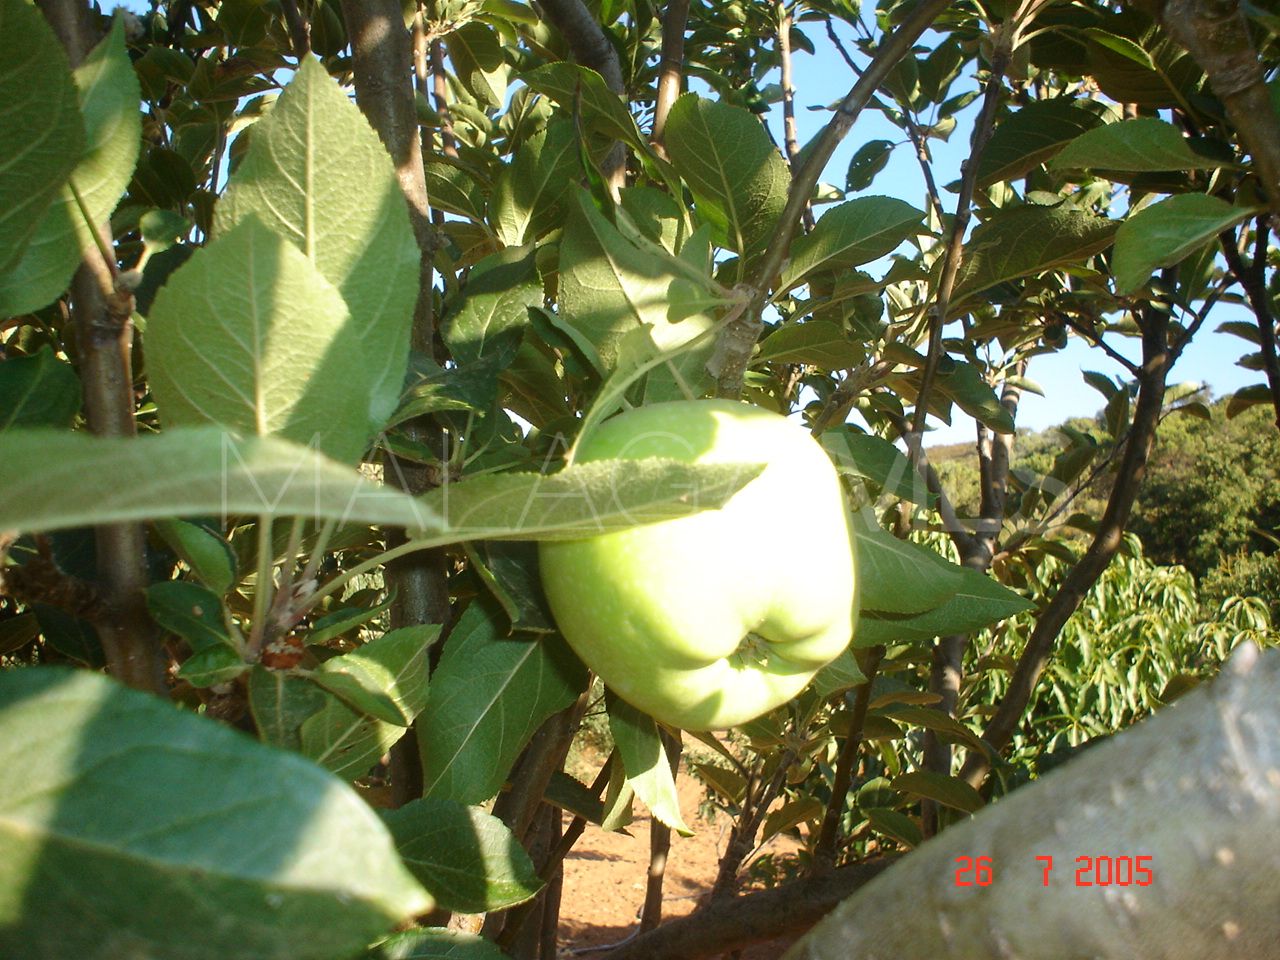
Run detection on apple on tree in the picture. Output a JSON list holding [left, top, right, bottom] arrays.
[[539, 399, 858, 731]]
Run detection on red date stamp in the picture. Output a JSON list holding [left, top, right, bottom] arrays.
[[954, 855, 1154, 887]]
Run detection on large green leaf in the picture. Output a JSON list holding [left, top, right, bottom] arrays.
[[0, 18, 140, 315], [424, 159, 487, 223], [933, 361, 1015, 434], [608, 697, 691, 835], [1113, 194, 1256, 295], [213, 57, 418, 428], [891, 770, 983, 814], [0, 0, 85, 272], [857, 564, 1033, 643], [852, 515, 962, 618], [778, 197, 924, 294], [952, 205, 1117, 304], [558, 190, 704, 370], [299, 625, 438, 779], [491, 119, 580, 246], [418, 602, 587, 805], [975, 98, 1105, 187], [0, 667, 431, 960], [441, 246, 540, 369], [381, 797, 542, 913], [146, 217, 374, 463], [755, 319, 865, 370], [521, 62, 649, 154], [821, 429, 934, 506], [1051, 117, 1225, 173], [0, 347, 81, 430], [663, 94, 790, 257], [0, 428, 761, 545], [366, 929, 510, 960], [447, 22, 509, 108]]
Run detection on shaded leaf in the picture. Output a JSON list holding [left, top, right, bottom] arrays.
[[891, 770, 983, 814], [1052, 117, 1225, 173], [756, 320, 865, 370], [778, 197, 924, 293], [366, 928, 510, 960], [492, 119, 579, 245], [0, 667, 431, 960], [976, 98, 1105, 186], [0, 348, 81, 431], [1113, 194, 1256, 295]]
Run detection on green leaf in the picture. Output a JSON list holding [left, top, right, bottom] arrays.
[[976, 98, 1107, 187], [755, 319, 865, 370], [146, 217, 374, 463], [1051, 117, 1225, 173], [306, 593, 396, 645], [1226, 383, 1274, 418], [300, 625, 438, 779], [608, 696, 692, 835], [0, 347, 81, 430], [778, 197, 924, 294], [663, 93, 790, 256], [522, 62, 649, 155], [762, 797, 824, 843], [447, 22, 509, 108], [809, 649, 868, 699], [1113, 194, 1257, 295], [152, 518, 238, 595], [145, 580, 232, 652], [862, 806, 921, 848], [178, 644, 250, 687], [558, 190, 693, 370], [0, 667, 431, 960], [305, 633, 429, 725], [934, 361, 1015, 434], [0, 428, 442, 535], [0, 429, 760, 546], [465, 540, 556, 633], [419, 601, 587, 804], [0, 0, 85, 272], [952, 205, 1117, 304], [366, 929, 510, 960], [0, 18, 140, 315], [248, 666, 331, 751], [874, 704, 984, 750], [424, 159, 488, 223], [442, 246, 540, 369], [381, 798, 542, 913], [856, 564, 1032, 643], [891, 770, 983, 814], [845, 139, 894, 193], [492, 119, 580, 245], [820, 429, 934, 506], [851, 514, 962, 617], [213, 57, 418, 428]]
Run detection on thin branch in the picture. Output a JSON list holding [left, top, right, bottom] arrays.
[[430, 38, 459, 158], [40, 0, 163, 693], [650, 0, 690, 156], [537, 0, 627, 197], [1220, 222, 1280, 429], [776, 1, 812, 232], [640, 730, 682, 932], [813, 646, 884, 872], [709, 748, 797, 899], [958, 293, 1172, 788], [279, 0, 311, 59], [600, 859, 895, 960], [710, 0, 953, 399], [1159, 0, 1280, 215], [1059, 315, 1141, 375]]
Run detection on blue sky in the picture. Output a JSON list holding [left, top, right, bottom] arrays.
[[112, 2, 1257, 444]]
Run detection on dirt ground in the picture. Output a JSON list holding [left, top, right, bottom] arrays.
[[556, 764, 803, 959]]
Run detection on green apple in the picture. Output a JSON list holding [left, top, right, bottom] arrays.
[[539, 399, 857, 730]]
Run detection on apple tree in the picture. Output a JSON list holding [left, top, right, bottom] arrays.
[[1, 0, 1278, 958]]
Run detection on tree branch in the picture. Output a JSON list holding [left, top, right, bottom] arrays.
[[710, 0, 952, 400], [1159, 0, 1280, 216], [537, 0, 627, 196], [640, 730, 683, 932], [650, 0, 690, 156], [958, 296, 1172, 788], [1220, 222, 1280, 429], [600, 859, 894, 960], [813, 646, 883, 871], [776, 1, 812, 232], [279, 0, 311, 59], [40, 0, 163, 694]]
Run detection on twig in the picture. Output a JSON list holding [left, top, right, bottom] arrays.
[[1159, 0, 1280, 216], [279, 0, 311, 58], [1059, 315, 1140, 375], [958, 287, 1172, 788], [710, 0, 953, 400], [640, 730, 683, 932], [709, 748, 797, 899], [813, 646, 884, 872], [776, 1, 812, 232], [650, 0, 690, 156], [1220, 221, 1280, 429], [537, 0, 627, 196]]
